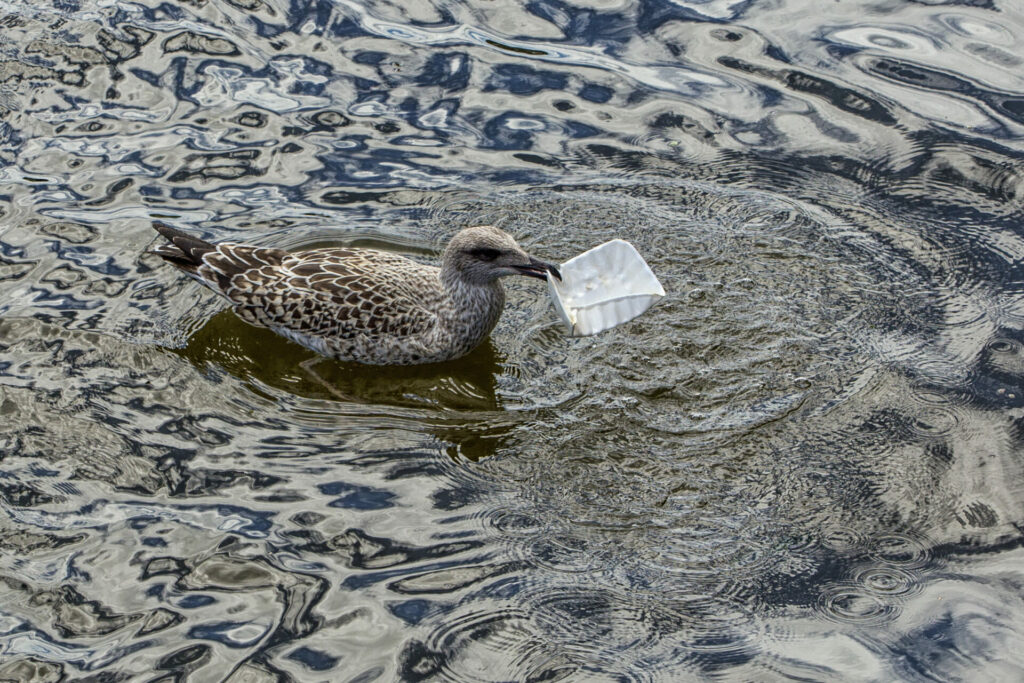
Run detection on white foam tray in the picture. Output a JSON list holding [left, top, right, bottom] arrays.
[[547, 239, 665, 336]]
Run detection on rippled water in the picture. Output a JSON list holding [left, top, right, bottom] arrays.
[[1, 0, 1023, 679]]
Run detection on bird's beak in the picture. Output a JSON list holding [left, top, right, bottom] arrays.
[[514, 256, 562, 281]]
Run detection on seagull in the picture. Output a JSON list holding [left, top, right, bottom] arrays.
[[151, 222, 561, 365]]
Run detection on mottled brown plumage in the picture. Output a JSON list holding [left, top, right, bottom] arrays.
[[151, 222, 559, 365]]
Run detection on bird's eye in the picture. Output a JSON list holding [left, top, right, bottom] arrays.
[[468, 247, 502, 261]]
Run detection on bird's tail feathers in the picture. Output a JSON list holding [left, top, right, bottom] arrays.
[[151, 222, 218, 271]]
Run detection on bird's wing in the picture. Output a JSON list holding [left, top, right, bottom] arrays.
[[221, 247, 442, 340], [189, 241, 290, 289], [152, 223, 290, 284]]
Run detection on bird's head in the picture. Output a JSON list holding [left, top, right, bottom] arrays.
[[443, 226, 561, 286]]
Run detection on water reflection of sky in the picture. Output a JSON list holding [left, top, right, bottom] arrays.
[[0, 0, 1023, 680]]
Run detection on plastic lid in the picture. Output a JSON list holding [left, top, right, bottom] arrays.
[[547, 239, 665, 336]]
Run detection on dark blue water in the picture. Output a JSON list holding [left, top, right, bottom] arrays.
[[1, 0, 1023, 680]]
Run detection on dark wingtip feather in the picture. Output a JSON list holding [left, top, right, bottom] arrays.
[[152, 221, 216, 266], [149, 246, 198, 272], [152, 221, 180, 241]]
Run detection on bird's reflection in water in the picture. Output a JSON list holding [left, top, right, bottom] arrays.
[[174, 309, 512, 460]]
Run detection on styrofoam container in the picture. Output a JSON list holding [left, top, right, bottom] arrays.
[[547, 239, 665, 336]]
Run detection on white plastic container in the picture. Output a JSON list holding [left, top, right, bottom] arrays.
[[547, 239, 665, 336]]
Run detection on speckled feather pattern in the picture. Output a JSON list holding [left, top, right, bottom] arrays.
[[151, 224, 541, 365]]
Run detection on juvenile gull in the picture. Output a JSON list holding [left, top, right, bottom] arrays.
[[151, 222, 560, 365]]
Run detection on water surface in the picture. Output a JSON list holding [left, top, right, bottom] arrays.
[[1, 0, 1023, 680]]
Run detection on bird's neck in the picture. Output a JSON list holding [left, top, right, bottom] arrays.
[[439, 269, 506, 342]]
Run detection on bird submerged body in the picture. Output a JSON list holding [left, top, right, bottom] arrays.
[[151, 223, 559, 365]]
